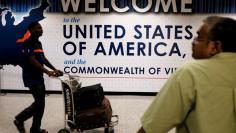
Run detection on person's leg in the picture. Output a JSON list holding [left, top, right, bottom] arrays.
[[15, 101, 35, 122], [14, 86, 38, 133], [29, 84, 46, 133]]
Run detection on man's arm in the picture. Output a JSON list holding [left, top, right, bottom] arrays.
[[29, 56, 56, 77], [44, 57, 56, 70], [139, 66, 195, 133], [44, 57, 63, 76]]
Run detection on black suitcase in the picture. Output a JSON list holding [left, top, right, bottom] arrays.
[[73, 83, 104, 111]]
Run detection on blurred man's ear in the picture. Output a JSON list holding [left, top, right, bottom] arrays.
[[209, 41, 223, 56]]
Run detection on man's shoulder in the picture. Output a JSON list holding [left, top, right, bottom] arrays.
[[23, 38, 37, 47], [177, 59, 213, 77], [182, 59, 211, 68], [23, 38, 31, 45]]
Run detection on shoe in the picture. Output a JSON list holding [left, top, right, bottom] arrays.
[[13, 119, 26, 133]]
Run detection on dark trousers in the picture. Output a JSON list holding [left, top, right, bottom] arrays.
[[15, 84, 46, 132]]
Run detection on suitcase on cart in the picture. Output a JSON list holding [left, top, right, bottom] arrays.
[[75, 97, 113, 131], [74, 83, 104, 111], [58, 75, 118, 133]]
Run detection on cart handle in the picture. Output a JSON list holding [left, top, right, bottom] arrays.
[[51, 73, 80, 81]]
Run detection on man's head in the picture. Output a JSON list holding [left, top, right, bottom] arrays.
[[28, 22, 43, 37], [208, 17, 236, 53], [192, 16, 236, 59]]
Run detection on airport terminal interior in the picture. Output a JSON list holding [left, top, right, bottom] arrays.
[[1, 0, 235, 133]]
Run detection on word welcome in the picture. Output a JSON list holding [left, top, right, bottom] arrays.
[[61, 0, 192, 13]]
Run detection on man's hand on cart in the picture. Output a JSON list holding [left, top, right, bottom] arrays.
[[47, 71, 57, 77], [54, 69, 64, 77], [46, 70, 63, 77]]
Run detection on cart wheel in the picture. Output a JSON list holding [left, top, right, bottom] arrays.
[[104, 126, 114, 133], [58, 128, 70, 133]]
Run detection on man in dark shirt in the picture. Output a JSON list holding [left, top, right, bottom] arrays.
[[14, 22, 62, 133]]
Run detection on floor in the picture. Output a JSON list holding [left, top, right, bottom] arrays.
[[0, 93, 175, 133]]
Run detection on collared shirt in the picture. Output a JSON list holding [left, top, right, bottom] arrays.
[[20, 37, 45, 87], [141, 53, 236, 133]]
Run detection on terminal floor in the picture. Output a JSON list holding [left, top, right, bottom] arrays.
[[0, 93, 175, 133]]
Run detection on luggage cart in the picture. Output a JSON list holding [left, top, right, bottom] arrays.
[[57, 75, 118, 133]]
